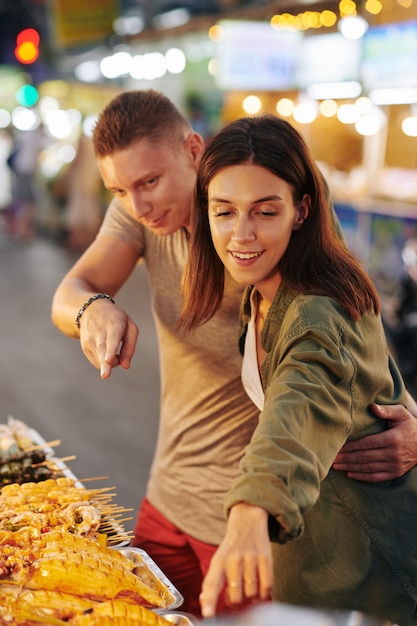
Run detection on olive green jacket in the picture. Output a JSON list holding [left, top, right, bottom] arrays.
[[225, 283, 417, 625]]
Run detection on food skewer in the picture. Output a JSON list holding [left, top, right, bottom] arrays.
[[33, 455, 77, 468], [100, 513, 135, 521], [100, 517, 134, 526], [25, 439, 62, 452], [77, 476, 110, 482], [0, 419, 135, 544], [100, 507, 135, 515], [87, 486, 117, 494], [53, 455, 76, 463]]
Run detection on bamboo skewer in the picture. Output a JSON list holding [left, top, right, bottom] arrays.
[[25, 439, 62, 452], [101, 516, 133, 524], [101, 514, 133, 522], [34, 456, 77, 468], [87, 486, 117, 494], [55, 455, 77, 463], [91, 495, 118, 503], [100, 507, 134, 515]]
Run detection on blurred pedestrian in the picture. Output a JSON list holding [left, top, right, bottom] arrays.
[[0, 129, 13, 233], [7, 126, 46, 241]]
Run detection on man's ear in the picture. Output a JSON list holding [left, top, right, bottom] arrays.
[[185, 132, 205, 165]]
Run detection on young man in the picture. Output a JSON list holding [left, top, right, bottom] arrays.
[[51, 89, 417, 617]]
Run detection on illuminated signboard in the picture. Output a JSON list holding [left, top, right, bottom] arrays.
[[215, 20, 301, 91], [362, 21, 417, 89], [296, 32, 362, 88]]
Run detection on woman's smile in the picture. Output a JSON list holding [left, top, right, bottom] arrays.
[[229, 250, 264, 261]]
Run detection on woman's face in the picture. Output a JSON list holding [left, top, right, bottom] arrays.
[[208, 164, 307, 303]]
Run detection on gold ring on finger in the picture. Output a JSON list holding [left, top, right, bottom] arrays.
[[228, 581, 242, 588]]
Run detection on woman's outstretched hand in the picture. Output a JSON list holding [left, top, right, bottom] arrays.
[[199, 503, 273, 618]]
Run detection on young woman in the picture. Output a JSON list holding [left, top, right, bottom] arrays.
[[180, 115, 417, 625]]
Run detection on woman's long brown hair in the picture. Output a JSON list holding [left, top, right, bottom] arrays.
[[179, 115, 379, 331]]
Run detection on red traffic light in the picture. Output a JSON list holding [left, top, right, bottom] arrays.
[[15, 28, 40, 64], [16, 28, 40, 46]]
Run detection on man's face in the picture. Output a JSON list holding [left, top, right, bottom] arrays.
[[97, 133, 204, 235]]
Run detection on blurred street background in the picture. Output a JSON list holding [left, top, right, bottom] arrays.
[[1, 0, 417, 528], [0, 231, 159, 532]]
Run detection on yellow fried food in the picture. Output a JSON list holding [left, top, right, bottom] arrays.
[[0, 587, 71, 626], [69, 600, 173, 625], [0, 479, 102, 538], [68, 611, 167, 626], [0, 528, 172, 608], [0, 583, 20, 611], [0, 478, 130, 546], [15, 589, 99, 619], [0, 588, 175, 626]]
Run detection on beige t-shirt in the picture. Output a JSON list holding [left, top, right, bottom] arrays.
[[99, 200, 259, 544]]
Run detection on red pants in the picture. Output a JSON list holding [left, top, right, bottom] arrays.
[[131, 498, 234, 618]]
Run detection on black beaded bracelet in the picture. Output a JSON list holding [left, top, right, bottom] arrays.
[[75, 293, 115, 328]]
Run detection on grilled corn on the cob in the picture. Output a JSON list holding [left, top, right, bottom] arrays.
[[69, 600, 173, 625], [0, 528, 171, 608], [0, 589, 176, 625], [15, 589, 99, 619]]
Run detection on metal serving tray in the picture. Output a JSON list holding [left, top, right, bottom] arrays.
[[29, 427, 82, 485], [158, 611, 200, 625], [118, 547, 184, 610], [7, 426, 185, 612]]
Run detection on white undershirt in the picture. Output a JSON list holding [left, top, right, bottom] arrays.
[[241, 292, 265, 412]]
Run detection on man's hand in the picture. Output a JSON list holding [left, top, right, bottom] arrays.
[[79, 299, 139, 379], [333, 402, 417, 482]]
